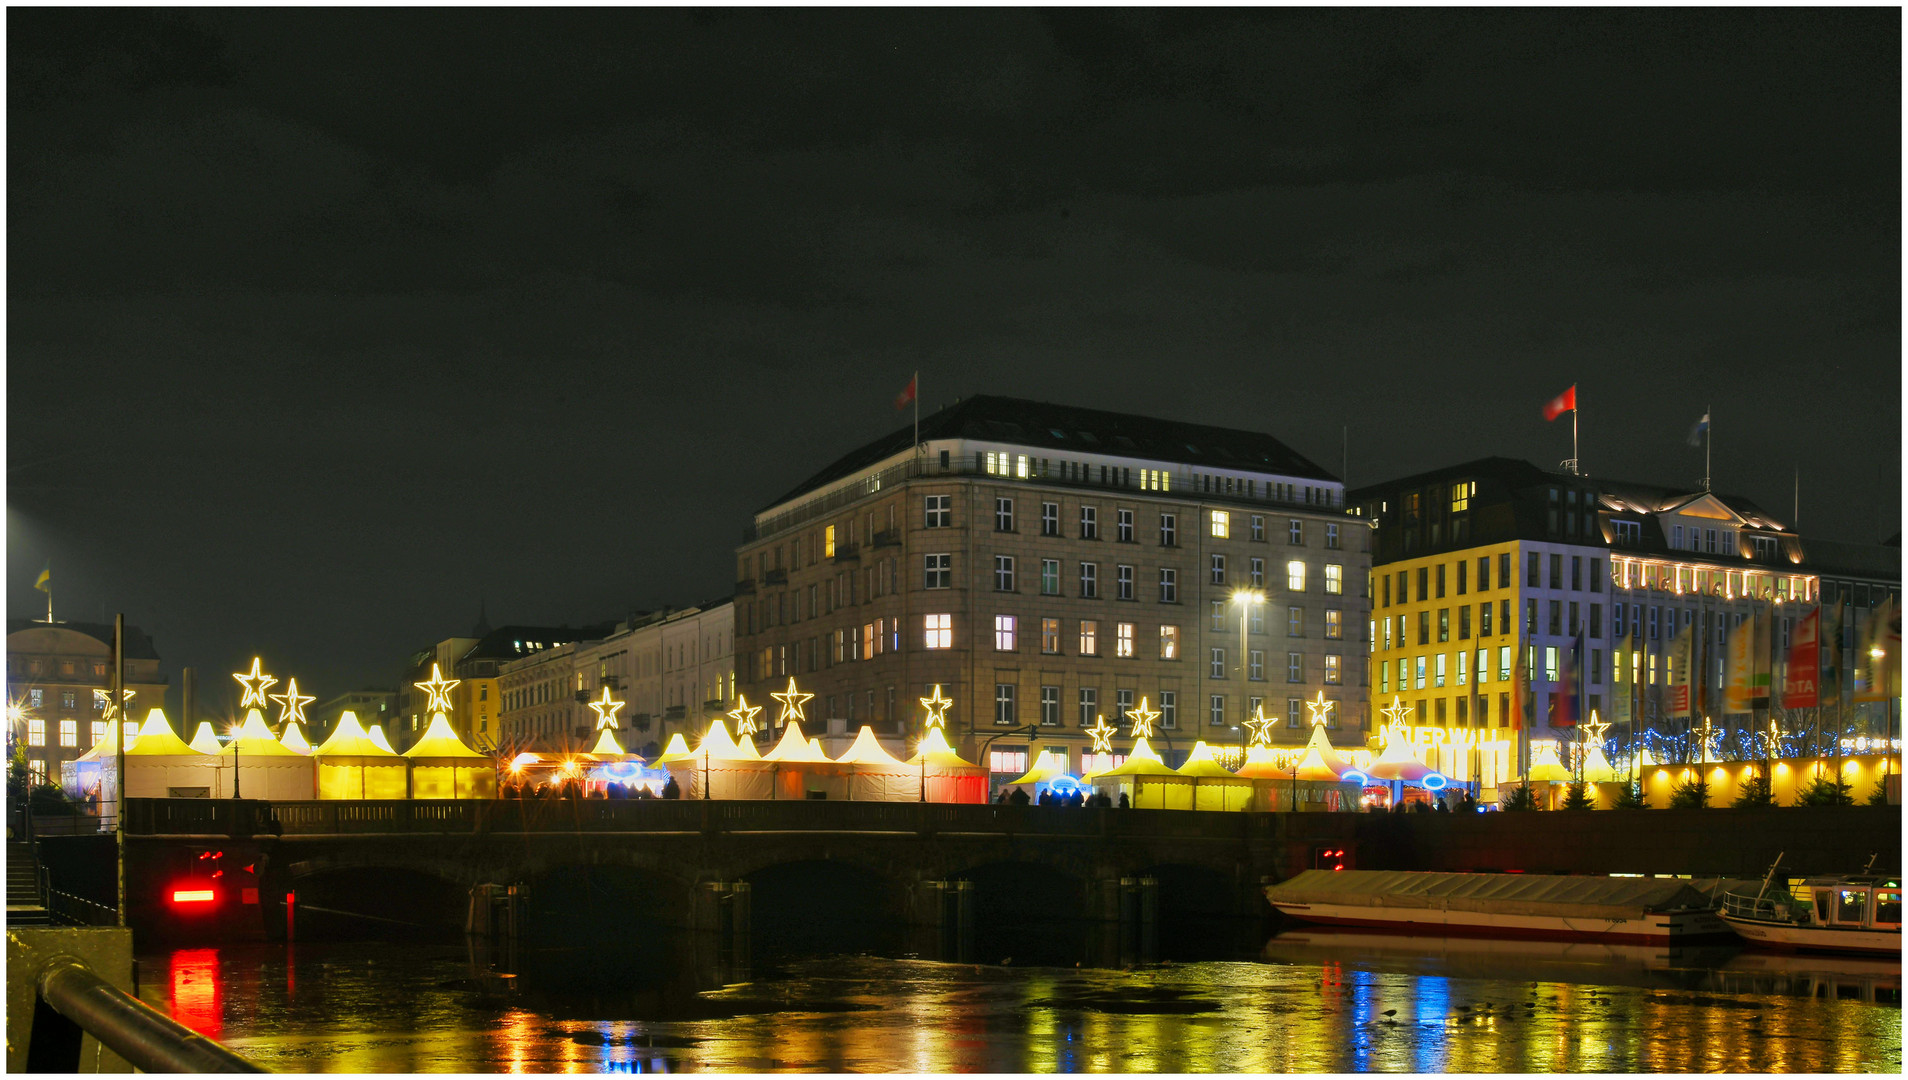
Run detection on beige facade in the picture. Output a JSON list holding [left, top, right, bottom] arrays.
[[735, 425, 1371, 780], [6, 621, 169, 785]]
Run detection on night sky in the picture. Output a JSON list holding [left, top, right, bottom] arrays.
[[7, 8, 1900, 712]]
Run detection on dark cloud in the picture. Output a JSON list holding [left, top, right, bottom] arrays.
[[7, 8, 1898, 704]]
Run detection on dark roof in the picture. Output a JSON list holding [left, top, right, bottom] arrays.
[[763, 394, 1338, 512], [6, 619, 161, 660], [457, 624, 618, 664], [1795, 537, 1902, 584]]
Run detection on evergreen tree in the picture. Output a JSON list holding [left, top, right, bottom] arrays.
[[1731, 770, 1775, 808], [1669, 774, 1710, 809], [1611, 782, 1649, 810], [1798, 772, 1855, 806], [1561, 781, 1595, 810], [1499, 783, 1538, 811], [1866, 779, 1892, 807]]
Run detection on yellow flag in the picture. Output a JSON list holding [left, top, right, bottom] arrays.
[[34, 561, 49, 593]]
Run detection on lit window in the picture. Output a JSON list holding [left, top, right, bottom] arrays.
[[1324, 564, 1343, 595], [1210, 510, 1229, 538], [1083, 751, 1127, 773], [824, 526, 837, 558], [1079, 620, 1099, 655], [924, 614, 952, 649], [1116, 623, 1135, 658], [27, 720, 45, 747], [995, 615, 1018, 652], [988, 748, 1028, 775], [90, 721, 107, 745], [58, 721, 77, 747], [1159, 625, 1179, 659], [1287, 561, 1307, 591], [1451, 482, 1472, 513]]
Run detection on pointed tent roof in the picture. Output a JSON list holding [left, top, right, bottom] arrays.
[[1174, 742, 1242, 779], [1581, 746, 1619, 783], [279, 720, 313, 755], [1091, 738, 1183, 780], [403, 713, 487, 759], [76, 720, 142, 761], [907, 727, 983, 770], [652, 732, 696, 765], [1303, 724, 1362, 779], [1007, 749, 1073, 786], [1526, 742, 1573, 783], [693, 719, 745, 760], [588, 727, 629, 758], [1233, 746, 1292, 779], [1292, 746, 1347, 782], [126, 709, 200, 757], [314, 711, 397, 758], [232, 708, 301, 756], [367, 725, 396, 753], [763, 721, 830, 763], [808, 737, 826, 756], [835, 726, 907, 767], [188, 721, 224, 755], [1365, 734, 1435, 782]]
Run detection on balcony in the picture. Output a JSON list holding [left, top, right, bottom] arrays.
[[764, 568, 788, 585], [734, 578, 756, 595], [832, 543, 861, 563], [871, 528, 902, 549]]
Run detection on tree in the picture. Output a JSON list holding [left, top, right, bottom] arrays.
[[1669, 774, 1710, 809], [1731, 771, 1775, 808], [1561, 781, 1595, 810], [27, 782, 75, 816], [1797, 771, 1855, 807], [1611, 782, 1649, 810], [1499, 783, 1538, 811], [5, 734, 27, 798], [1866, 779, 1892, 807]]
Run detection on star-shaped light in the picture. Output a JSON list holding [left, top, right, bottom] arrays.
[[1379, 695, 1414, 728], [93, 687, 136, 721], [770, 678, 812, 727], [1243, 704, 1276, 748], [269, 677, 315, 727], [727, 693, 764, 736], [1579, 713, 1609, 750], [588, 686, 627, 730], [1126, 696, 1160, 739], [919, 685, 954, 730], [233, 657, 277, 709], [1763, 717, 1786, 756], [414, 663, 460, 714], [1305, 690, 1336, 728], [1085, 715, 1117, 754], [1694, 716, 1718, 762]]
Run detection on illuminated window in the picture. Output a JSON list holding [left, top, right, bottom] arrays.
[[1080, 620, 1099, 655], [988, 748, 1028, 775], [1381, 659, 1390, 693], [1450, 482, 1472, 513], [28, 760, 45, 784], [27, 720, 44, 746], [1141, 468, 1171, 491], [1414, 656, 1426, 690], [1016, 455, 1031, 479], [862, 623, 875, 658], [1083, 751, 1127, 773], [985, 451, 1012, 476], [1042, 618, 1061, 654], [1325, 609, 1342, 639], [1116, 622, 1135, 658], [824, 526, 837, 558], [1287, 561, 1307, 591], [58, 720, 77, 747], [995, 616, 1018, 652], [1159, 625, 1179, 659], [1544, 646, 1559, 682], [1210, 510, 1229, 538], [1325, 655, 1342, 685], [1159, 568, 1177, 603], [1499, 646, 1512, 682], [1324, 564, 1343, 595], [90, 721, 107, 745], [1433, 653, 1447, 688], [924, 614, 952, 649]]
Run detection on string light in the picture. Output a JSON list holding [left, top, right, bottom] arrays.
[[414, 664, 460, 714], [919, 685, 954, 730], [233, 658, 277, 709], [588, 686, 626, 730]]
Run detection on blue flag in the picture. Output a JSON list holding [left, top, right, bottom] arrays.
[[1686, 413, 1709, 447]]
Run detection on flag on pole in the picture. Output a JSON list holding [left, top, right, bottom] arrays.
[[1853, 595, 1900, 702], [34, 561, 50, 593], [1724, 612, 1756, 714], [1781, 605, 1820, 709], [1686, 412, 1710, 447], [1541, 384, 1577, 422], [1510, 646, 1527, 731], [1550, 634, 1580, 728], [893, 375, 917, 411], [1666, 619, 1695, 718], [1821, 602, 1845, 705]]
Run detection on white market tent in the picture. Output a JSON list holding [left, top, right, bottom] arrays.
[[1173, 742, 1253, 811], [188, 722, 224, 755], [312, 711, 407, 800], [835, 726, 917, 802], [1087, 738, 1193, 809], [905, 728, 989, 804], [403, 713, 497, 799], [760, 721, 849, 800], [662, 720, 774, 800], [367, 725, 397, 754], [120, 709, 220, 799], [225, 708, 316, 800], [278, 720, 313, 755]]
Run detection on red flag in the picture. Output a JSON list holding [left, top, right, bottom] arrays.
[[1549, 636, 1579, 728], [893, 375, 916, 410], [1781, 606, 1820, 708], [1541, 384, 1576, 422]]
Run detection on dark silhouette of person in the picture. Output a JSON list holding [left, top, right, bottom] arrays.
[[1117, 792, 1130, 809], [1009, 787, 1030, 805], [662, 776, 681, 799]]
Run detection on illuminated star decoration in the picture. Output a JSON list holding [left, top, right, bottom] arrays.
[[269, 677, 315, 727], [919, 684, 954, 730], [1243, 705, 1276, 748], [770, 678, 813, 728], [1579, 715, 1610, 751], [233, 657, 278, 709], [588, 686, 627, 730], [1379, 695, 1415, 728], [1763, 717, 1786, 757], [726, 693, 764, 736], [1694, 716, 1718, 762], [93, 688, 136, 722], [414, 663, 461, 714], [1085, 715, 1117, 754], [1305, 690, 1336, 728], [1125, 696, 1160, 740]]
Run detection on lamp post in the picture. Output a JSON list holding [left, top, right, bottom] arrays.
[[1232, 588, 1265, 747]]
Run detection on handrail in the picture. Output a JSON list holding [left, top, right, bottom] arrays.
[[33, 956, 266, 1072]]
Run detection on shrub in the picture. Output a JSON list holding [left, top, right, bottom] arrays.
[[27, 782, 76, 815], [1499, 783, 1538, 811], [1561, 782, 1595, 810], [1611, 783, 1649, 810], [1866, 779, 1892, 807], [1797, 772, 1855, 807], [1731, 771, 1775, 808], [1668, 775, 1710, 809]]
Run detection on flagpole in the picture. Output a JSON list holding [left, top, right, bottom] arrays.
[[1703, 402, 1712, 492], [913, 370, 919, 456], [1572, 398, 1579, 476]]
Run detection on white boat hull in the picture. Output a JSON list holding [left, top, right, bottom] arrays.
[[1718, 913, 1902, 957], [1267, 898, 1734, 946]]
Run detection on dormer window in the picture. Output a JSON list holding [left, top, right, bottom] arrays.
[[1612, 520, 1641, 546], [1753, 535, 1778, 561]]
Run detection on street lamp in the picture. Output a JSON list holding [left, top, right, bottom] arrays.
[[1232, 589, 1265, 758]]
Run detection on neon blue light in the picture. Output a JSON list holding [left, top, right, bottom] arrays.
[[1421, 773, 1448, 791]]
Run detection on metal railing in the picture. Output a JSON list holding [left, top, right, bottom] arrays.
[[24, 954, 264, 1072], [47, 887, 119, 928]]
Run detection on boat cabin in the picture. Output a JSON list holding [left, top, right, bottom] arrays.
[[1802, 877, 1902, 933]]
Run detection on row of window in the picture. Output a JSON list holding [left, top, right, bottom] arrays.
[[20, 718, 115, 748], [986, 684, 1348, 730], [975, 450, 1338, 507], [1372, 598, 1790, 650], [963, 497, 1347, 549], [7, 687, 115, 712], [8, 658, 112, 679], [934, 554, 1344, 597]]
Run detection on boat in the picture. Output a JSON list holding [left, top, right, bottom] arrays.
[[1717, 854, 1902, 957], [1263, 869, 1735, 945]]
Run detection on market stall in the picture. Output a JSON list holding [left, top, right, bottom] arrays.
[[1174, 742, 1253, 811], [403, 713, 497, 799], [905, 728, 990, 804], [1086, 738, 1193, 809], [312, 711, 407, 799], [835, 727, 917, 801]]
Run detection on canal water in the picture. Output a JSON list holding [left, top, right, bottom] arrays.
[[136, 921, 1901, 1073]]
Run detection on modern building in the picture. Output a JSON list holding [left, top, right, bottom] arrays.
[[494, 602, 734, 758], [1351, 457, 1900, 787], [6, 619, 169, 785], [732, 395, 1371, 785]]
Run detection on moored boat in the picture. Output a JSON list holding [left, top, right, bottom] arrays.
[[1263, 869, 1734, 945], [1718, 856, 1901, 957]]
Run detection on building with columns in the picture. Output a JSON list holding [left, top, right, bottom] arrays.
[[6, 619, 169, 786], [732, 395, 1371, 784]]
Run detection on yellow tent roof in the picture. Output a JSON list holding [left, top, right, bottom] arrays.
[[1007, 749, 1072, 786], [763, 721, 831, 762], [279, 720, 313, 755], [835, 726, 906, 767], [126, 709, 201, 757], [232, 708, 301, 756], [76, 721, 142, 760], [367, 725, 396, 753], [691, 719, 758, 761], [1526, 742, 1573, 783], [1091, 738, 1183, 780], [1582, 746, 1619, 783], [588, 728, 628, 757], [907, 727, 983, 770], [188, 721, 224, 755], [1233, 746, 1293, 779], [1303, 724, 1361, 778], [1174, 741, 1241, 779], [314, 712, 397, 758], [1292, 746, 1346, 782], [403, 712, 487, 759], [652, 732, 696, 764]]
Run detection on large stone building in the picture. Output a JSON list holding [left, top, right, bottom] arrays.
[[494, 601, 734, 757], [397, 623, 608, 751], [1351, 457, 1899, 787], [732, 395, 1371, 783], [6, 620, 169, 785]]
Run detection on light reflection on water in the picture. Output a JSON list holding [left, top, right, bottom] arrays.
[[134, 929, 1901, 1073]]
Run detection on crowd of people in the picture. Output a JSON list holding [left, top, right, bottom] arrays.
[[497, 776, 683, 800], [994, 787, 1127, 808]]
